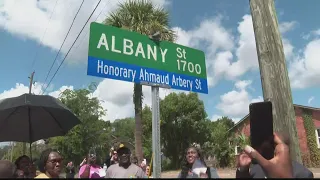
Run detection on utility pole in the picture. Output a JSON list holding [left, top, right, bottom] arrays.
[[23, 71, 35, 155], [249, 0, 302, 163]]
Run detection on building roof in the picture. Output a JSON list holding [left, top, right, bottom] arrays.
[[227, 104, 320, 133]]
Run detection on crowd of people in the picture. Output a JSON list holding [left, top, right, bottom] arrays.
[[0, 132, 315, 178]]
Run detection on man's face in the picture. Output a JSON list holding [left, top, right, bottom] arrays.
[[118, 153, 130, 164]]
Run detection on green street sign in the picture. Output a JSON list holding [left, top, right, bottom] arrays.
[[87, 22, 208, 94]]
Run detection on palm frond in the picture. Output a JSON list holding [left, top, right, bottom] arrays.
[[103, 0, 176, 42]]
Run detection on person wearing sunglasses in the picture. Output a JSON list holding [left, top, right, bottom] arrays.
[[35, 148, 63, 178], [105, 146, 146, 178]]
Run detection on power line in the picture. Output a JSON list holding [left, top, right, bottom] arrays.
[[41, 0, 85, 92], [74, 1, 108, 50], [30, 0, 59, 72], [58, 1, 108, 77], [42, 0, 102, 95]]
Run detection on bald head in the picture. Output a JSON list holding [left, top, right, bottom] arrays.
[[0, 160, 16, 178]]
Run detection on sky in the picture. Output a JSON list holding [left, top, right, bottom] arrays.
[[0, 0, 319, 124]]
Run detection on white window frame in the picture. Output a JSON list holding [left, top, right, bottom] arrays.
[[315, 129, 320, 148]]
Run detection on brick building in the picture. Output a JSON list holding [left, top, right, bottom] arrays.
[[228, 104, 320, 166]]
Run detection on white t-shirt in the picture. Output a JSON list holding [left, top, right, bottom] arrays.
[[105, 163, 146, 178]]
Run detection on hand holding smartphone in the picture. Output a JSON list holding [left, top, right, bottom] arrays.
[[88, 148, 96, 165], [249, 101, 275, 161]]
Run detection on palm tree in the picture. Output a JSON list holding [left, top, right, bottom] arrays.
[[104, 0, 176, 163]]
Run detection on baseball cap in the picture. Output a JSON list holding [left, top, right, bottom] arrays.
[[117, 146, 131, 155]]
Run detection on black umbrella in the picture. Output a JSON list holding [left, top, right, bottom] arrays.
[[0, 93, 81, 143]]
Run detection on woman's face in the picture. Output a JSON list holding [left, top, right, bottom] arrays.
[[186, 148, 199, 164], [146, 166, 150, 175], [88, 154, 97, 164], [45, 152, 62, 178], [18, 157, 30, 171]]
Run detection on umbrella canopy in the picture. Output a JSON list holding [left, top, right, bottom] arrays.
[[0, 93, 81, 143]]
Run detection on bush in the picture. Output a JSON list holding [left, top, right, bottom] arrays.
[[301, 153, 311, 167], [162, 158, 173, 171], [302, 109, 320, 167]]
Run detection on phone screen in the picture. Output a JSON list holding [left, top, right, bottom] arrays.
[[249, 101, 274, 160]]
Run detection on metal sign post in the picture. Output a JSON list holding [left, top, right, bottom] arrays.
[[151, 85, 161, 178], [141, 81, 170, 178]]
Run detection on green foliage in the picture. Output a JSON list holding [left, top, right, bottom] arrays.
[[1, 142, 46, 164], [112, 118, 135, 141], [0, 145, 11, 160], [48, 88, 110, 166], [302, 109, 320, 167], [104, 0, 176, 41], [213, 116, 235, 129], [235, 133, 250, 148], [162, 158, 172, 171], [141, 106, 152, 161], [203, 118, 235, 168], [301, 153, 312, 168], [160, 92, 210, 169]]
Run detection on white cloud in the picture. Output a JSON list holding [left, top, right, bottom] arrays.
[[226, 15, 258, 78], [282, 38, 294, 60], [202, 15, 258, 85], [279, 21, 297, 34], [211, 114, 222, 121], [211, 114, 240, 122], [91, 79, 186, 121], [174, 15, 296, 87], [289, 39, 320, 88], [172, 16, 235, 87], [216, 80, 263, 121], [312, 29, 320, 36], [279, 21, 297, 60], [301, 29, 320, 41], [1, 1, 299, 87], [48, 85, 74, 98], [308, 96, 314, 105], [210, 17, 296, 84], [0, 82, 43, 100], [0, 0, 169, 64]]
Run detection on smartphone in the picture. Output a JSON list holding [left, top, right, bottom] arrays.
[[88, 148, 96, 164], [249, 101, 274, 160]]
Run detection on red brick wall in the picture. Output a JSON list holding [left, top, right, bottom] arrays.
[[233, 106, 320, 166], [295, 107, 309, 155], [313, 110, 320, 128]]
